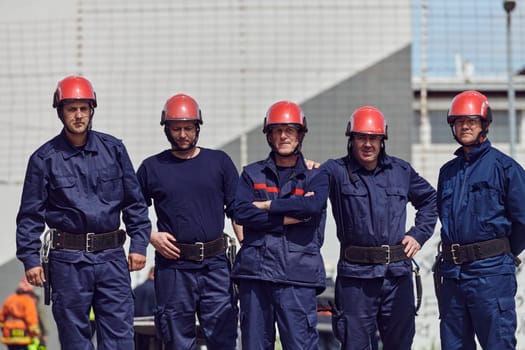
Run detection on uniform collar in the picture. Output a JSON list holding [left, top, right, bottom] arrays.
[[454, 139, 491, 163], [264, 152, 307, 172], [344, 152, 392, 174], [58, 129, 98, 159]]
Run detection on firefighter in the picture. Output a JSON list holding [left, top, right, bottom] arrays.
[[231, 101, 329, 349], [322, 106, 437, 350], [0, 278, 41, 350], [15, 75, 152, 349], [136, 94, 242, 349], [436, 90, 525, 349]]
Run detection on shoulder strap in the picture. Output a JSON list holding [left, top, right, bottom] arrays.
[[343, 156, 358, 184]]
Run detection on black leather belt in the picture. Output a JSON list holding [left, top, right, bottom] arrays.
[[174, 236, 227, 262], [442, 237, 510, 264], [52, 229, 126, 252], [341, 244, 408, 264]]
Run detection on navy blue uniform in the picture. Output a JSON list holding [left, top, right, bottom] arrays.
[[232, 153, 328, 350], [323, 154, 437, 350], [437, 140, 525, 349], [137, 148, 239, 350], [16, 130, 151, 350]]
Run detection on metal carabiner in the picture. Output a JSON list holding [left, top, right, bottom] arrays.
[[40, 229, 54, 263]]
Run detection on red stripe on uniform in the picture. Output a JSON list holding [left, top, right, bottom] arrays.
[[291, 188, 305, 195], [253, 183, 279, 193]]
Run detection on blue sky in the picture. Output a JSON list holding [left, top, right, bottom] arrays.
[[412, 0, 525, 78]]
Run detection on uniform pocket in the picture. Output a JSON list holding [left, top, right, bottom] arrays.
[[469, 182, 501, 216], [50, 175, 76, 189], [341, 185, 368, 219], [385, 187, 407, 219], [232, 241, 264, 276], [286, 243, 321, 283], [497, 296, 516, 342], [97, 165, 124, 203], [331, 307, 346, 342], [154, 306, 172, 342], [49, 175, 77, 203]]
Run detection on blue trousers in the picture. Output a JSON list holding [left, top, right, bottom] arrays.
[[333, 275, 415, 350], [154, 263, 238, 350], [239, 279, 319, 350], [50, 257, 134, 350], [439, 274, 517, 350]]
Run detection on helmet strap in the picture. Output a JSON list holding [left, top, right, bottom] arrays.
[[164, 124, 200, 151]]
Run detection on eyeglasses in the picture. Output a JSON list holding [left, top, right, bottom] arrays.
[[453, 116, 481, 127]]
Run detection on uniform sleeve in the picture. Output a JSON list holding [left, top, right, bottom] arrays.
[[506, 163, 525, 256], [221, 153, 240, 220], [234, 170, 284, 231], [268, 169, 329, 219], [118, 145, 152, 256], [136, 162, 153, 207], [16, 155, 48, 271], [406, 166, 438, 246]]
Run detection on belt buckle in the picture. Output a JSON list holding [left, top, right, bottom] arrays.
[[381, 245, 391, 264], [451, 243, 461, 264], [86, 233, 95, 252], [196, 242, 204, 262]]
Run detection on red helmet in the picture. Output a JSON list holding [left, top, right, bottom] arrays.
[[160, 94, 202, 125], [53, 75, 97, 109], [263, 101, 307, 133], [447, 90, 492, 125], [346, 106, 388, 139]]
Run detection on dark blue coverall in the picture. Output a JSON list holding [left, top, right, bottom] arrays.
[[16, 130, 152, 350], [232, 153, 329, 350], [137, 148, 239, 350], [323, 154, 437, 350], [437, 140, 525, 349]]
